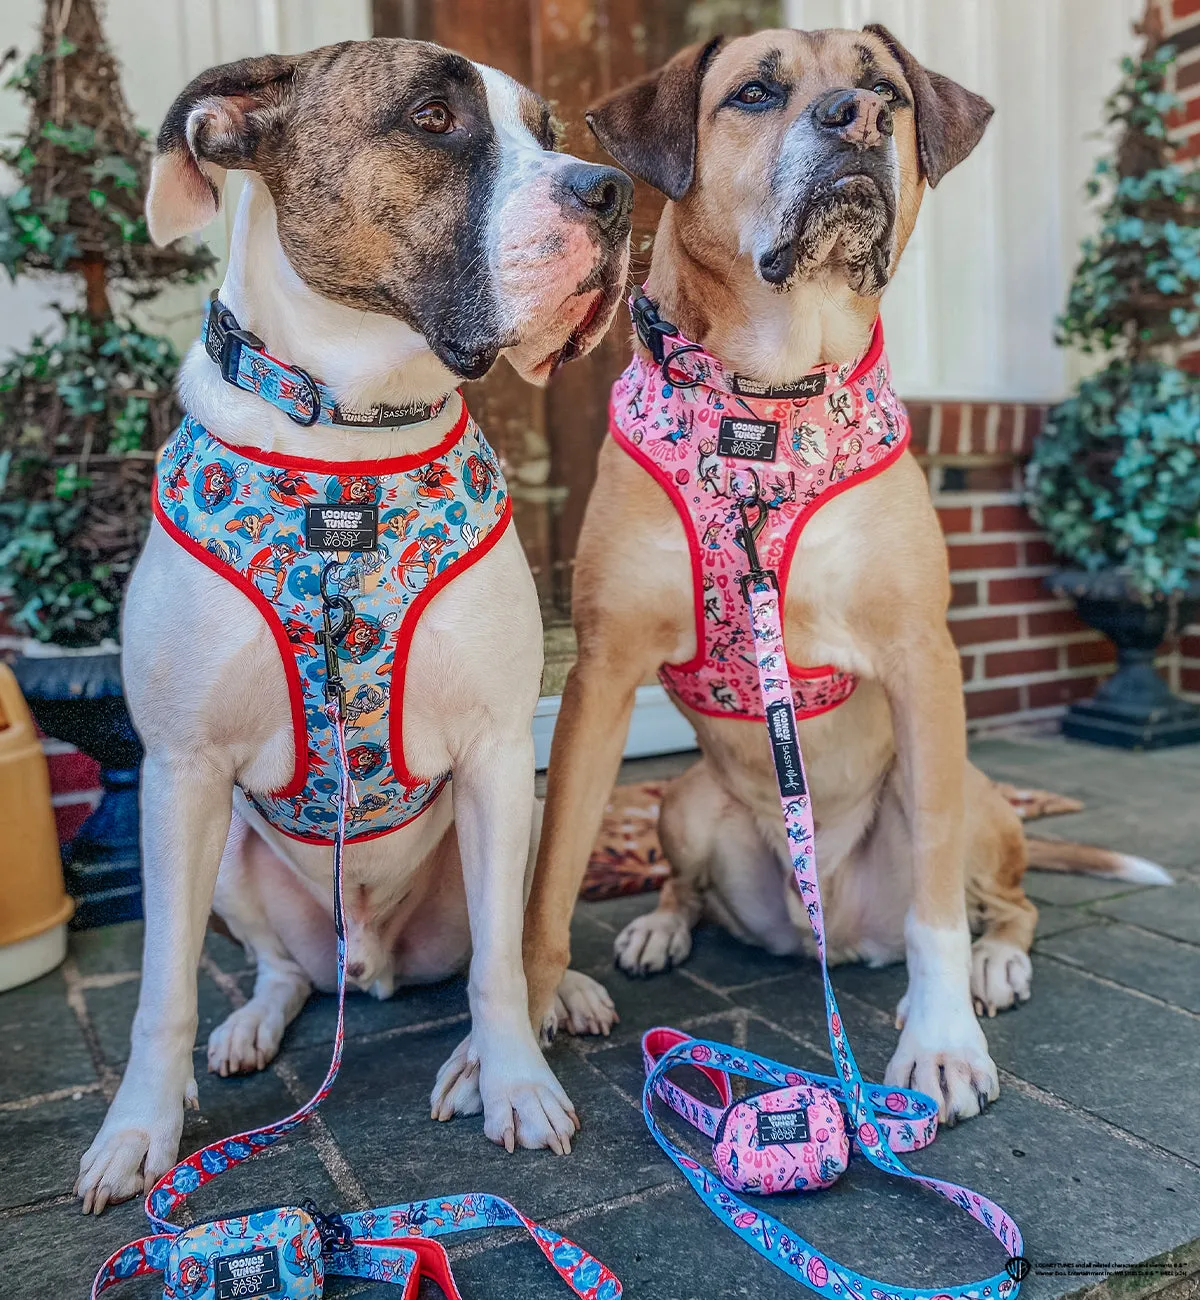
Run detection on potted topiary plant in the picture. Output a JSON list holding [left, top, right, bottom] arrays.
[[0, 0, 214, 924], [1026, 11, 1200, 750]]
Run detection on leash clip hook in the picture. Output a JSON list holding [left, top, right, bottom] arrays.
[[318, 561, 355, 711], [735, 480, 779, 605]]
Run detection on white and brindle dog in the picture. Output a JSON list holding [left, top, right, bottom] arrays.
[[78, 39, 631, 1214]]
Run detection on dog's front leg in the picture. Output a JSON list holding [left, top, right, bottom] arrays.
[[78, 750, 234, 1211], [434, 731, 578, 1154], [880, 630, 998, 1125]]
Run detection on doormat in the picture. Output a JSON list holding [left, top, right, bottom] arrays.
[[581, 779, 1083, 902]]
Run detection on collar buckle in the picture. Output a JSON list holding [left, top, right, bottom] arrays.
[[630, 294, 676, 366], [205, 298, 264, 385]]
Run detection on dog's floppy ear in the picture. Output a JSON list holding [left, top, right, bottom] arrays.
[[863, 24, 993, 187], [585, 37, 724, 201], [146, 54, 297, 246]]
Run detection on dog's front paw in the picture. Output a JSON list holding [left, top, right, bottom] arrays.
[[886, 994, 999, 1126], [550, 969, 618, 1040], [614, 909, 692, 976], [432, 1030, 579, 1154], [77, 1073, 198, 1214], [970, 938, 1032, 1018]]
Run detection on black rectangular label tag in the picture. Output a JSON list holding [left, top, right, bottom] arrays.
[[305, 503, 379, 552], [717, 416, 779, 462], [215, 1246, 280, 1299], [766, 700, 806, 797], [730, 372, 827, 400], [756, 1108, 811, 1147]]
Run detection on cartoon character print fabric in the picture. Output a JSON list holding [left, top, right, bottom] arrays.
[[164, 1209, 324, 1300], [608, 317, 910, 722], [153, 410, 510, 843]]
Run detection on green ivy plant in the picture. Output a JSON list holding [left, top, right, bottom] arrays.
[[1027, 28, 1200, 601], [0, 312, 180, 645], [0, 0, 214, 647]]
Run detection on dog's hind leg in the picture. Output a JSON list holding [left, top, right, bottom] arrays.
[[615, 758, 802, 975], [964, 765, 1036, 1018], [207, 814, 316, 1076]]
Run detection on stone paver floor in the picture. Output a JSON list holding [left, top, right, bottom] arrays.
[[2, 735, 1199, 1299]]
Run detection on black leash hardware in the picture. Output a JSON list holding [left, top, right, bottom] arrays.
[[735, 484, 780, 605], [318, 561, 355, 713], [205, 298, 264, 385], [205, 297, 322, 427], [630, 294, 704, 391], [301, 1199, 354, 1256]]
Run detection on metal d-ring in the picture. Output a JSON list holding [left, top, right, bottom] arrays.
[[660, 343, 705, 390]]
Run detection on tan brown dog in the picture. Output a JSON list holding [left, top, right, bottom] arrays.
[[515, 26, 1170, 1128]]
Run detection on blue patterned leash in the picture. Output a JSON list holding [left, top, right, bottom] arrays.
[[638, 516, 1025, 1300]]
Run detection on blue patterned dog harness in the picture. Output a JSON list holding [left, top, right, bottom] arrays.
[[152, 303, 512, 843]]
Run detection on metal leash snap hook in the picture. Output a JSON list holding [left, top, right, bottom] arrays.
[[301, 1199, 354, 1256], [735, 477, 779, 604], [318, 562, 355, 709]]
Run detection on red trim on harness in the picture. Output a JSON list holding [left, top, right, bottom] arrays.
[[204, 399, 469, 475], [151, 494, 308, 800], [389, 498, 515, 787]]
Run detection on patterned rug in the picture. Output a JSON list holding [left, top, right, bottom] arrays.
[[581, 779, 1083, 902]]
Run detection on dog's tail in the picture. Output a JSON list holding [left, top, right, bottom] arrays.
[[1024, 837, 1172, 884]]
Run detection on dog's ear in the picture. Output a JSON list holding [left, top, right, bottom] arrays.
[[585, 37, 724, 201], [146, 54, 297, 245], [863, 24, 993, 187]]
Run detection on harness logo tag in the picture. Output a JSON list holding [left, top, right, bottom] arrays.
[[305, 503, 379, 553], [731, 372, 827, 400], [766, 701, 806, 796], [717, 416, 779, 462], [756, 1107, 811, 1147], [215, 1246, 280, 1299]]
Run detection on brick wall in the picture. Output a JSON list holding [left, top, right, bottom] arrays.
[[1161, 0, 1200, 382], [910, 398, 1199, 730]]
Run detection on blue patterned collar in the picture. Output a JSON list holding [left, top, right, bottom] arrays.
[[202, 298, 453, 430]]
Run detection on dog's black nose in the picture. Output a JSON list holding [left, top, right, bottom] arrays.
[[560, 163, 634, 233], [812, 88, 893, 143]]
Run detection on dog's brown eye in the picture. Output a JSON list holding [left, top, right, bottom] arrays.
[[413, 101, 455, 133], [871, 80, 899, 103], [733, 81, 771, 106]]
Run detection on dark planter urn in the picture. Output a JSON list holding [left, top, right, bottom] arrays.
[[13, 649, 143, 928], [1047, 571, 1200, 750]]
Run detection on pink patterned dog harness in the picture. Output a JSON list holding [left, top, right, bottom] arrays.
[[609, 295, 910, 722], [153, 305, 512, 844]]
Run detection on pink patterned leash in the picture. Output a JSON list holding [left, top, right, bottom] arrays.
[[90, 569, 621, 1300], [638, 496, 1026, 1300]]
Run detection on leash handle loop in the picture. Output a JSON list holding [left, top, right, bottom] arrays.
[[340, 1195, 621, 1300]]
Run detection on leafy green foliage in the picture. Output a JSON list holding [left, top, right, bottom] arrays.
[[0, 312, 180, 645], [1027, 362, 1200, 598], [1058, 44, 1200, 356], [0, 2, 213, 646], [1028, 38, 1200, 600]]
